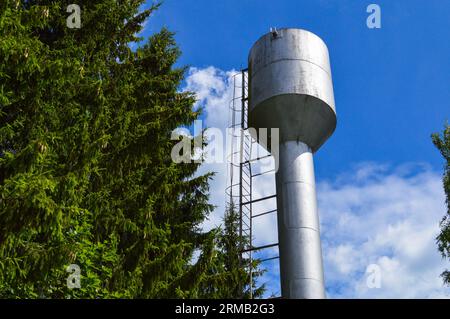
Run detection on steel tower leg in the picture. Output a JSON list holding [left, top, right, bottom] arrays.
[[275, 141, 325, 299]]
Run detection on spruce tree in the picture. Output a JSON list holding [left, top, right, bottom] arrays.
[[199, 202, 265, 298], [432, 124, 450, 285], [0, 0, 215, 298]]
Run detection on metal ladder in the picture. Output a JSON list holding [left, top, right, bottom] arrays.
[[226, 69, 280, 299]]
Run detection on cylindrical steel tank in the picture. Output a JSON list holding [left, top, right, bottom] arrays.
[[248, 28, 336, 153], [248, 28, 336, 299]]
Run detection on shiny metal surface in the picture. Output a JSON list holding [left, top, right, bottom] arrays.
[[248, 29, 335, 299], [276, 141, 325, 299], [248, 28, 336, 153]]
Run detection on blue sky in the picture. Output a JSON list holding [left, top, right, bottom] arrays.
[[140, 1, 450, 298], [145, 0, 450, 179]]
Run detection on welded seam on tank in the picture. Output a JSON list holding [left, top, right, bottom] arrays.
[[251, 58, 331, 78], [286, 277, 324, 282], [280, 181, 315, 186], [284, 226, 320, 232], [249, 93, 336, 114]]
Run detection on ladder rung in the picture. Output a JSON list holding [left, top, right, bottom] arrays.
[[243, 155, 272, 164], [252, 169, 275, 178], [242, 192, 251, 199], [242, 212, 251, 219], [242, 194, 276, 205], [240, 219, 250, 228], [259, 256, 279, 263], [241, 182, 250, 190], [242, 243, 278, 253], [242, 169, 251, 178], [252, 209, 277, 219], [242, 212, 251, 218]]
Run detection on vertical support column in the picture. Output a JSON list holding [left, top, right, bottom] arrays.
[[275, 141, 326, 299]]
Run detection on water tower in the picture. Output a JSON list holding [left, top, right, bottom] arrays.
[[248, 28, 336, 299]]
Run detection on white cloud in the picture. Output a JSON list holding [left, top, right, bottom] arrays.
[[185, 67, 237, 130], [320, 163, 449, 298], [184, 66, 450, 299], [183, 67, 238, 230]]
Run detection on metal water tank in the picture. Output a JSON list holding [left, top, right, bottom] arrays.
[[248, 28, 337, 299], [248, 28, 336, 152]]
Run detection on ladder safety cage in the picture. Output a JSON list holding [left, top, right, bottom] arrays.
[[225, 69, 280, 299]]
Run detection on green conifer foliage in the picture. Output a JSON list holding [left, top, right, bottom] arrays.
[[0, 1, 215, 298], [199, 202, 265, 298], [432, 124, 450, 285]]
